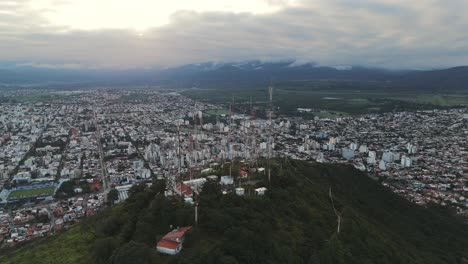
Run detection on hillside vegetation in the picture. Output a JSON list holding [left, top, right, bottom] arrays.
[[1, 159, 467, 264]]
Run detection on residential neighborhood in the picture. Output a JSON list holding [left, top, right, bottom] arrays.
[[0, 89, 467, 248]]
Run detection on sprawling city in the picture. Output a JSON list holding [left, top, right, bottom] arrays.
[[2, 0, 468, 263], [0, 88, 467, 251]]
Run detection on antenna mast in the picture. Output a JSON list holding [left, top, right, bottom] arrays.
[[229, 96, 234, 176], [194, 103, 198, 151], [174, 120, 182, 197], [268, 82, 273, 185], [194, 200, 198, 227]]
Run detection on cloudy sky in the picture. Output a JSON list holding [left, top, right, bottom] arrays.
[[1, 0, 467, 69]]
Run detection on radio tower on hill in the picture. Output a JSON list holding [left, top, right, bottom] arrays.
[[168, 119, 183, 196], [267, 82, 274, 185]]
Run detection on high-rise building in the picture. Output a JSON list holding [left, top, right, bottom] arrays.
[[342, 148, 355, 160], [379, 160, 387, 170], [407, 143, 417, 154], [358, 145, 368, 153], [401, 155, 412, 167], [367, 151, 377, 164], [382, 151, 395, 163]]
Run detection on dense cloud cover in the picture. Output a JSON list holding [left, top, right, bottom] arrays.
[[0, 0, 467, 69]]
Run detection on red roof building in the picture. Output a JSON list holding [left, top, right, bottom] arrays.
[[157, 240, 181, 252], [240, 170, 248, 178], [156, 226, 192, 255], [175, 183, 193, 197]]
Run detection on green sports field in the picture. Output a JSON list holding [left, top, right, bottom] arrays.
[[8, 187, 55, 199]]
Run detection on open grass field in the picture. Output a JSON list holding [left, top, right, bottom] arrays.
[[313, 111, 350, 118], [8, 187, 55, 199], [348, 98, 371, 105], [183, 80, 468, 117], [391, 95, 468, 106]]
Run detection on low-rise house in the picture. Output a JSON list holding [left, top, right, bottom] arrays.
[[255, 187, 267, 196], [220, 176, 233, 185], [156, 226, 192, 255], [235, 187, 245, 196]]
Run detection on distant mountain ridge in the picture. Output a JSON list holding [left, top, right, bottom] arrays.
[[1, 60, 468, 90], [396, 66, 468, 90], [156, 61, 406, 83]]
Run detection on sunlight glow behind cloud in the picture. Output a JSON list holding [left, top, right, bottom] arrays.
[[28, 0, 297, 30]]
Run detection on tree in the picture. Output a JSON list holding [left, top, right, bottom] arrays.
[[218, 256, 239, 264], [55, 181, 75, 198], [35, 214, 49, 223], [108, 189, 119, 205], [80, 182, 91, 193], [128, 183, 147, 198], [92, 237, 119, 264], [200, 180, 222, 199]]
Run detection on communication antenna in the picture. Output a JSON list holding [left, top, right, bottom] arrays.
[[267, 82, 274, 185], [199, 110, 203, 129], [229, 96, 234, 176], [249, 96, 257, 168], [194, 200, 198, 227], [194, 103, 198, 151], [269, 84, 274, 102], [176, 119, 183, 197], [189, 133, 195, 180]]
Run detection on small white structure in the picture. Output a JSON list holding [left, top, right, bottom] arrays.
[[254, 187, 267, 196], [220, 176, 234, 185], [201, 168, 213, 174], [115, 184, 133, 203], [235, 187, 245, 196], [184, 197, 194, 205], [183, 178, 207, 190], [206, 175, 218, 181]]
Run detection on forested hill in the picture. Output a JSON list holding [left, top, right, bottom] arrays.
[[1, 159, 467, 264]]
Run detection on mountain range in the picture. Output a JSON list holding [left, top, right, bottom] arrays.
[[1, 61, 468, 90]]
